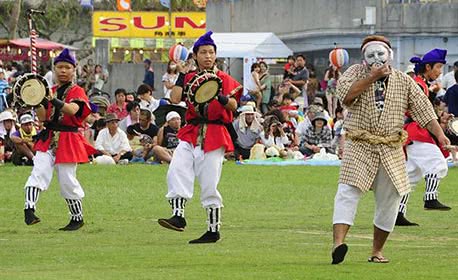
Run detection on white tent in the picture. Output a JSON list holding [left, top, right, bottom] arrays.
[[211, 32, 293, 58], [210, 33, 293, 95]]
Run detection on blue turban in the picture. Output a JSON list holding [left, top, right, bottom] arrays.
[[410, 48, 447, 66], [192, 31, 217, 54], [54, 48, 76, 67]]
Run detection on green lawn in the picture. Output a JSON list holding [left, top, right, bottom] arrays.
[[1, 163, 457, 279]]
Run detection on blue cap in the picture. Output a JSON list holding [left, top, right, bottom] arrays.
[[410, 48, 447, 65], [54, 48, 76, 67], [240, 94, 253, 102], [193, 31, 217, 54]]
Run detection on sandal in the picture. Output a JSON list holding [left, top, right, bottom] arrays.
[[331, 243, 348, 265], [368, 256, 390, 263]]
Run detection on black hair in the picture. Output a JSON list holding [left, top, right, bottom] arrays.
[[250, 63, 260, 72], [114, 88, 127, 96], [126, 101, 140, 112], [137, 84, 152, 96]]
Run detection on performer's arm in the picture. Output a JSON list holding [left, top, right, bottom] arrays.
[[217, 95, 237, 112], [342, 63, 390, 106], [35, 105, 47, 122], [426, 119, 450, 147]]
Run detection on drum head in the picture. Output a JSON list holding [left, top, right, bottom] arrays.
[[13, 73, 48, 107], [21, 78, 47, 106], [195, 80, 220, 104]]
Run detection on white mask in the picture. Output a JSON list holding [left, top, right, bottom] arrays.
[[363, 44, 390, 67]]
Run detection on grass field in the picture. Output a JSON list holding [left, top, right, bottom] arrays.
[[1, 162, 457, 280]]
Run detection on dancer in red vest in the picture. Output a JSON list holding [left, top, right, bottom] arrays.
[[396, 49, 452, 226], [23, 49, 96, 231], [158, 31, 242, 243]]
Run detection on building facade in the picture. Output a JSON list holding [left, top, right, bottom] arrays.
[[207, 0, 458, 77]]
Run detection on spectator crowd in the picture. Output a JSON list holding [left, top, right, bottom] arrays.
[[1, 54, 458, 166]]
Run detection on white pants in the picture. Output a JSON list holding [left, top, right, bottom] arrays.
[[333, 166, 401, 232], [24, 151, 85, 199], [406, 141, 448, 187], [166, 141, 224, 208]]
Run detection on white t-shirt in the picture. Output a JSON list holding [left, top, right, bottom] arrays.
[[259, 131, 289, 149], [95, 127, 132, 154]]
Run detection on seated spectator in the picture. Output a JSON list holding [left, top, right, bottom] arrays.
[[10, 113, 37, 165], [260, 118, 289, 150], [127, 109, 159, 162], [152, 111, 181, 163], [232, 105, 263, 160], [296, 104, 321, 139], [0, 110, 17, 162], [107, 88, 128, 120], [137, 84, 160, 114], [311, 96, 333, 126], [299, 112, 333, 157], [94, 113, 132, 164], [119, 101, 140, 133]]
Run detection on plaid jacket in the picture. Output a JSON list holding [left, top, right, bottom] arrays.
[[337, 64, 437, 195], [302, 126, 333, 148]]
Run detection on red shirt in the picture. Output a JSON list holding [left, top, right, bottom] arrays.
[[107, 102, 128, 119], [177, 70, 242, 153], [35, 84, 97, 163], [404, 76, 449, 157]]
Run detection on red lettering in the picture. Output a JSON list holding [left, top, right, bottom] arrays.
[[100, 18, 127, 31], [175, 17, 206, 29], [133, 16, 166, 30]]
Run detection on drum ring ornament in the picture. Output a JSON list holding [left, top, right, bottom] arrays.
[[185, 70, 223, 108], [448, 117, 458, 136], [13, 73, 50, 107]]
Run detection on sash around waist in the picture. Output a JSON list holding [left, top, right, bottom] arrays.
[[346, 129, 408, 147]]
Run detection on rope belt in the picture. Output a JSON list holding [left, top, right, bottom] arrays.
[[346, 129, 408, 148]]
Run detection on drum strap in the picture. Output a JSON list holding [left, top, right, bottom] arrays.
[[43, 121, 78, 132]]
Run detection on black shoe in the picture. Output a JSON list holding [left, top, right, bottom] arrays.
[[395, 213, 419, 226], [59, 219, 84, 231], [189, 231, 220, 244], [157, 215, 187, 232], [331, 243, 348, 265], [424, 199, 451, 211], [24, 208, 40, 225]]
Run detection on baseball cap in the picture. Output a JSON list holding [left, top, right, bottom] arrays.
[[19, 114, 34, 125]]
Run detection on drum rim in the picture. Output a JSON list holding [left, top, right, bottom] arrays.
[[448, 118, 458, 135], [13, 73, 50, 107], [185, 71, 222, 105]]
